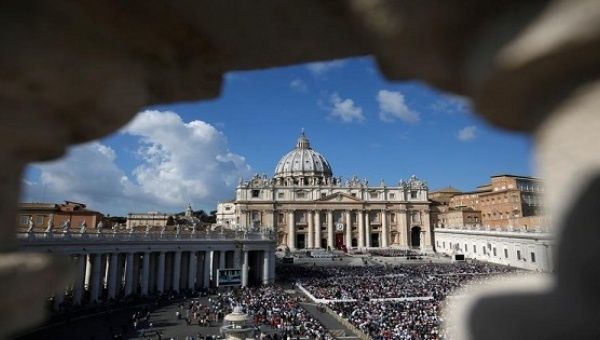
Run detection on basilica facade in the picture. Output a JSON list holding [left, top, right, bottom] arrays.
[[225, 133, 432, 252]]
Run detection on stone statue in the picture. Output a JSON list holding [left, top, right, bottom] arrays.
[[191, 222, 197, 234], [96, 220, 104, 234], [145, 224, 151, 235], [161, 224, 166, 235], [45, 214, 54, 233], [79, 220, 87, 234], [27, 216, 35, 233], [176, 223, 181, 235], [61, 220, 70, 233]]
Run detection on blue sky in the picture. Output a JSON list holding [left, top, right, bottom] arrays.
[[22, 56, 534, 215]]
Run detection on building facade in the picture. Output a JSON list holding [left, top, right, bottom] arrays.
[[216, 201, 237, 227], [434, 227, 554, 272], [446, 175, 545, 230], [223, 133, 432, 251], [17, 201, 107, 231]]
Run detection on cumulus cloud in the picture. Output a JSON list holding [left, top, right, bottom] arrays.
[[377, 90, 420, 123], [289, 78, 308, 92], [328, 93, 364, 123], [23, 111, 252, 215], [457, 126, 478, 141], [306, 60, 346, 76]]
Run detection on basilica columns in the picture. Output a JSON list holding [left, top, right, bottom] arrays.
[[381, 210, 389, 248], [365, 211, 372, 248], [358, 210, 365, 249], [287, 211, 295, 250], [263, 250, 271, 284], [327, 210, 334, 250], [345, 211, 352, 247], [314, 212, 322, 248], [307, 211, 314, 248]]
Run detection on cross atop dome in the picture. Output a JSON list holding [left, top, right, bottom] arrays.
[[296, 129, 311, 149]]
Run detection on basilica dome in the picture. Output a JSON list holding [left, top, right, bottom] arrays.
[[274, 132, 333, 179]]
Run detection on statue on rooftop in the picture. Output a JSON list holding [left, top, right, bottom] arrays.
[[27, 216, 35, 233]]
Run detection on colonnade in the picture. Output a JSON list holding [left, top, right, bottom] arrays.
[[53, 248, 275, 308]]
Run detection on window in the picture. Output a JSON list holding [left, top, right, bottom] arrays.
[[278, 192, 284, 199], [473, 245, 476, 253], [296, 192, 306, 199], [517, 250, 521, 260], [410, 190, 418, 199], [225, 206, 231, 211], [369, 192, 378, 199], [443, 242, 446, 248], [437, 241, 440, 247], [465, 244, 468, 252], [251, 190, 260, 198], [483, 246, 486, 255], [351, 193, 357, 197], [504, 249, 509, 258], [389, 193, 396, 199], [493, 248, 497, 256], [321, 193, 327, 198], [531, 252, 536, 263], [278, 213, 284, 223], [391, 213, 396, 222]]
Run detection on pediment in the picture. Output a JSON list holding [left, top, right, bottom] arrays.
[[316, 192, 363, 203]]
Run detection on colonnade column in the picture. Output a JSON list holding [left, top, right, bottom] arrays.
[[124, 253, 134, 296], [307, 211, 314, 248], [263, 250, 271, 284], [156, 252, 165, 293], [172, 251, 182, 293], [327, 210, 334, 250], [188, 251, 197, 290], [358, 210, 365, 249], [241, 250, 249, 287], [140, 252, 150, 296], [345, 210, 352, 248], [203, 251, 211, 288], [72, 254, 86, 305], [365, 211, 371, 248], [90, 253, 102, 302], [314, 211, 322, 248], [287, 211, 295, 250], [381, 210, 389, 248], [219, 250, 226, 270], [107, 252, 119, 299]]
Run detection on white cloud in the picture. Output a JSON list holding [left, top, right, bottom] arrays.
[[289, 78, 308, 93], [458, 126, 478, 141], [306, 60, 346, 76], [23, 111, 252, 215], [376, 90, 420, 123], [431, 93, 472, 114], [328, 93, 364, 123]]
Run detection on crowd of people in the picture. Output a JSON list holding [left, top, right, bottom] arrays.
[[276, 260, 518, 339], [210, 286, 334, 339], [330, 300, 445, 340]]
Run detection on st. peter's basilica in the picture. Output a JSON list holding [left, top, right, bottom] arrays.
[[219, 132, 432, 252]]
